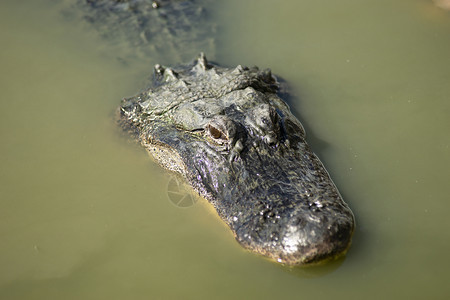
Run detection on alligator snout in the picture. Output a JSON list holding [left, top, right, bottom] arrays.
[[230, 187, 355, 265], [276, 204, 354, 264]]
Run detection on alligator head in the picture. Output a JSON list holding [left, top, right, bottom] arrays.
[[119, 54, 355, 265]]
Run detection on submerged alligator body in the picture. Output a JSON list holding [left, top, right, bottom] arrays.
[[71, 0, 215, 61], [119, 54, 355, 265]]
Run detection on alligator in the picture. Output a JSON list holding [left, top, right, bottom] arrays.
[[70, 0, 215, 61], [118, 54, 355, 266]]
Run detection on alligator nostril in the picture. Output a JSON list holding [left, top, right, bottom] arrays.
[[274, 208, 355, 265], [305, 218, 354, 263]]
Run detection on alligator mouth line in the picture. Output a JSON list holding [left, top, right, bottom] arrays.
[[119, 54, 355, 266]]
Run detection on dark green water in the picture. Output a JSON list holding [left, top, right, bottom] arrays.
[[1, 0, 450, 299]]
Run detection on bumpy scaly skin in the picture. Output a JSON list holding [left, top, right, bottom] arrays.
[[119, 54, 355, 265], [75, 0, 215, 61]]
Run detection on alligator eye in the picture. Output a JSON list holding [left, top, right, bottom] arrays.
[[207, 125, 227, 140]]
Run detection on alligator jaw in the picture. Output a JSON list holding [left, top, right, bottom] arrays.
[[185, 138, 355, 266]]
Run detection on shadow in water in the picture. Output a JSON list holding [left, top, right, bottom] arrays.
[[277, 75, 331, 155], [276, 256, 346, 278]]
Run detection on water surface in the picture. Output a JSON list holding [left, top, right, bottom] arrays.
[[1, 0, 450, 299]]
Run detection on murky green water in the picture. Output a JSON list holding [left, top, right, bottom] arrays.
[[1, 0, 450, 299]]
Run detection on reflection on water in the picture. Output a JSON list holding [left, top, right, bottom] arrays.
[[434, 0, 450, 10], [280, 256, 346, 278], [1, 0, 450, 299]]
